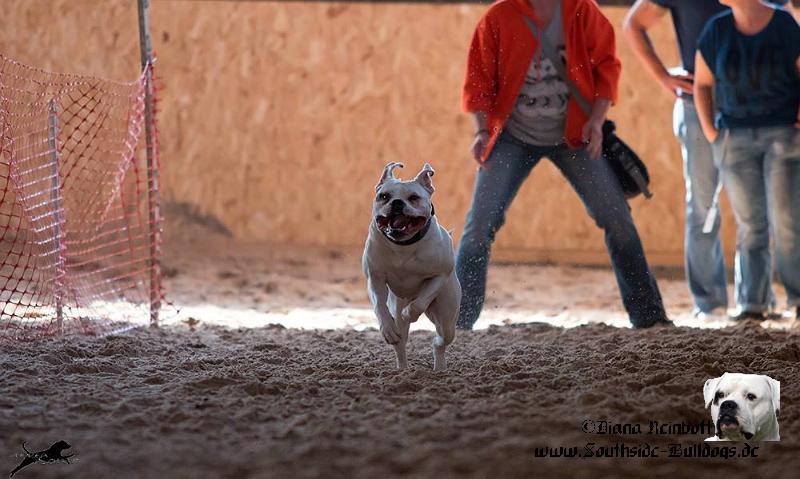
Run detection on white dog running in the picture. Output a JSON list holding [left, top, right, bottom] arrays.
[[362, 162, 461, 371], [703, 373, 780, 441]]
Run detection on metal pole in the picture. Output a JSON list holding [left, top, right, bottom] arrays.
[[137, 0, 161, 328], [47, 99, 65, 333]]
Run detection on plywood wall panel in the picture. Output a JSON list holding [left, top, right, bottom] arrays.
[[0, 0, 740, 265]]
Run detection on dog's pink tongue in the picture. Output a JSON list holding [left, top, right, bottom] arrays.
[[391, 216, 410, 228]]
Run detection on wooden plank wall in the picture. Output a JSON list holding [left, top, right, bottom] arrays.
[[0, 0, 752, 265]]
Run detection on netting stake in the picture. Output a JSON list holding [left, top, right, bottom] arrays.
[[137, 0, 161, 328], [47, 99, 65, 334]]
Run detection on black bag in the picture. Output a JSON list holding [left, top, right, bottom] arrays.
[[522, 15, 652, 200], [602, 120, 652, 199]]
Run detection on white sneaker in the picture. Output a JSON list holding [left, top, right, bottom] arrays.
[[693, 307, 729, 322], [782, 306, 800, 320]]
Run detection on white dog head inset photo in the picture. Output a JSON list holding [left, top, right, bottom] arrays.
[[704, 373, 780, 442]]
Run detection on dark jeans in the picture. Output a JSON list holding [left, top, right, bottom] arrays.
[[455, 131, 666, 328]]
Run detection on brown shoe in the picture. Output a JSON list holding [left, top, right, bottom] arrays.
[[729, 310, 766, 321]]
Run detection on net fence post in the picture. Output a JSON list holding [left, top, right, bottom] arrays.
[[47, 99, 65, 334], [137, 0, 161, 328]]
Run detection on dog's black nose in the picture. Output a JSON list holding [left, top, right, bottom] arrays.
[[390, 199, 405, 212], [720, 400, 737, 412]]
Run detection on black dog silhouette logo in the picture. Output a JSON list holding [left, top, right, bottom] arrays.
[[9, 441, 74, 477]]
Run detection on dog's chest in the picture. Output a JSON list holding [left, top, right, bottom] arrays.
[[382, 251, 444, 296], [385, 272, 434, 300]]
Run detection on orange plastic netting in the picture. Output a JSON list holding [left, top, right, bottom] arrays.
[[0, 54, 162, 340]]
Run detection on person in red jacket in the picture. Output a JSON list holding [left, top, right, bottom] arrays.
[[456, 0, 671, 329]]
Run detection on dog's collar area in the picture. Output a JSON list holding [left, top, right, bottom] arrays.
[[384, 204, 435, 246]]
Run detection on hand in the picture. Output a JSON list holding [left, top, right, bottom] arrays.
[[379, 318, 400, 345], [659, 71, 694, 98], [581, 118, 604, 160], [470, 130, 490, 164], [704, 127, 719, 143]]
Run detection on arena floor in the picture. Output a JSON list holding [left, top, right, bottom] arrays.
[[2, 224, 799, 478]]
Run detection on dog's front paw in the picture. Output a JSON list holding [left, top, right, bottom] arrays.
[[401, 303, 423, 323], [379, 320, 401, 345]]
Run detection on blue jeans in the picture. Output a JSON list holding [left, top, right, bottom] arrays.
[[714, 125, 800, 313], [455, 131, 666, 328], [673, 99, 730, 313]]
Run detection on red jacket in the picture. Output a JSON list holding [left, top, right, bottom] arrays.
[[463, 0, 622, 161]]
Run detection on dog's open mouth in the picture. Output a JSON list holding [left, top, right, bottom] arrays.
[[717, 415, 753, 440], [376, 213, 427, 239]]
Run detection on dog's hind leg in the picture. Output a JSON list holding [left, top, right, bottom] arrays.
[[426, 275, 459, 372], [388, 293, 411, 370], [431, 317, 455, 372], [395, 318, 411, 370]]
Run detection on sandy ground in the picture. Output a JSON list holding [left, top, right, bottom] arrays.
[[161, 233, 796, 333], [2, 221, 800, 478]]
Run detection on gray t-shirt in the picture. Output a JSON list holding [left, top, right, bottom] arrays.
[[505, 4, 568, 146]]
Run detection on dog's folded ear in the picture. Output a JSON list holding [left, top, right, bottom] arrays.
[[703, 375, 723, 409], [414, 163, 435, 194], [766, 376, 780, 417], [376, 162, 404, 192]]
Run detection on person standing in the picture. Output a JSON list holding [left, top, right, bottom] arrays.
[[694, 0, 800, 320], [457, 0, 671, 329], [624, 0, 739, 321]]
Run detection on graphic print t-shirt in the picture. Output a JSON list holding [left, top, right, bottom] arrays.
[[697, 8, 800, 129], [505, 5, 568, 147]]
